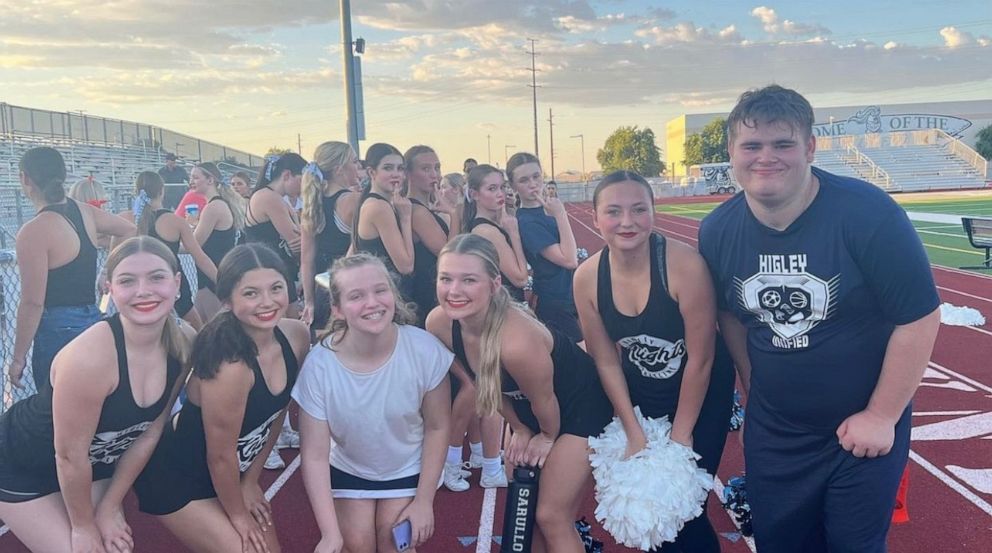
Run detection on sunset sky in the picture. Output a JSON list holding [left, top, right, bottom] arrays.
[[1, 1, 989, 174]]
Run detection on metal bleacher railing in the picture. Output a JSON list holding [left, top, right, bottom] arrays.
[[0, 102, 261, 412]]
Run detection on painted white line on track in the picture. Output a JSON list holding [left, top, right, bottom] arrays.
[[937, 286, 992, 304], [929, 362, 992, 394], [476, 486, 497, 553], [265, 453, 301, 502], [933, 264, 992, 281], [712, 476, 757, 552], [913, 410, 981, 417], [908, 450, 992, 517]]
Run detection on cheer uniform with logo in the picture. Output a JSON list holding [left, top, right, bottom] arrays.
[[451, 320, 612, 439], [597, 232, 734, 553], [698, 167, 939, 553], [516, 206, 582, 342], [0, 314, 182, 503], [135, 326, 298, 515]]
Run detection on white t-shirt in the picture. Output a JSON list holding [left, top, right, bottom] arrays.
[[291, 324, 453, 481]]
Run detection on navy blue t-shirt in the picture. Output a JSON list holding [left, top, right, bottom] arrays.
[[698, 167, 939, 434], [517, 206, 574, 304]]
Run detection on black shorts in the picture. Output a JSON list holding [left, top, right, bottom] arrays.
[[134, 440, 215, 516], [176, 271, 194, 317]]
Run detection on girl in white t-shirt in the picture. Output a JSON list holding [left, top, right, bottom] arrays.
[[293, 253, 452, 552]]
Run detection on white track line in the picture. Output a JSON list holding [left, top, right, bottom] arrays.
[[265, 453, 301, 501], [908, 451, 992, 518], [712, 476, 757, 552], [937, 286, 992, 304], [476, 487, 497, 553], [928, 362, 992, 394]]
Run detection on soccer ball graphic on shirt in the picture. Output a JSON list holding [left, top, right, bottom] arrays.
[[735, 273, 839, 341]]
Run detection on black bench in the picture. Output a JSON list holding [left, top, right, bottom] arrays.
[[961, 217, 992, 269]]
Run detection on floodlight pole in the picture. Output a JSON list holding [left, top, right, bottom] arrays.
[[341, 0, 359, 153]]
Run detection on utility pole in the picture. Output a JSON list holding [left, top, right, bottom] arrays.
[[526, 38, 539, 159], [570, 134, 585, 181], [547, 108, 555, 178], [297, 133, 302, 155], [487, 134, 492, 164], [504, 145, 516, 167], [341, 0, 359, 153]]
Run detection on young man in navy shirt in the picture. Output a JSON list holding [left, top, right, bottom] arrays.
[[698, 85, 940, 553]]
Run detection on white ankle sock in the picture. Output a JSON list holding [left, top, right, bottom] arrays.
[[446, 446, 464, 466], [469, 441, 483, 457], [482, 456, 502, 477]]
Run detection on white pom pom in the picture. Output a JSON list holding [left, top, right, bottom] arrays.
[[587, 407, 713, 550]]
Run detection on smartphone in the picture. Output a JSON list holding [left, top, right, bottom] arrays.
[[392, 519, 412, 551]]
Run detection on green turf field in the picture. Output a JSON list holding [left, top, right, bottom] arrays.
[[657, 195, 992, 272]]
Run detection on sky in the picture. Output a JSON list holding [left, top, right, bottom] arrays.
[[1, 0, 990, 176]]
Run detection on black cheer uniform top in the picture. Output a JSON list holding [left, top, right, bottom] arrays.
[[410, 198, 449, 325], [197, 196, 237, 291], [135, 326, 299, 515], [41, 200, 97, 307], [467, 218, 526, 303], [450, 320, 611, 439], [354, 192, 414, 300], [0, 314, 182, 498]]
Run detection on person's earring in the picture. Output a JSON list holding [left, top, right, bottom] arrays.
[[176, 292, 181, 300]]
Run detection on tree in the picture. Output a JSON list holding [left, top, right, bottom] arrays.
[[596, 126, 664, 176], [265, 146, 293, 157], [976, 124, 992, 160], [683, 117, 729, 167]]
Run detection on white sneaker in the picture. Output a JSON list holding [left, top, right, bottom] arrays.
[[467, 452, 484, 469], [264, 448, 286, 470], [276, 428, 300, 449], [443, 463, 470, 492], [480, 470, 508, 488], [458, 462, 472, 478]]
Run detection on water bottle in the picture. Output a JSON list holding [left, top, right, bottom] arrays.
[[501, 466, 540, 552]]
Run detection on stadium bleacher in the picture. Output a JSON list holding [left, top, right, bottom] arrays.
[[817, 129, 989, 192]]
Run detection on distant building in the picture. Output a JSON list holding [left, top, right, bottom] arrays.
[[666, 99, 992, 177]]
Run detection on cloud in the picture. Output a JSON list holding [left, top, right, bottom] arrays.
[[751, 6, 830, 37], [356, 0, 597, 33], [635, 22, 742, 45], [938, 26, 990, 48]]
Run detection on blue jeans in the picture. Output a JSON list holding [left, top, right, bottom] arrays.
[[32, 304, 102, 390]]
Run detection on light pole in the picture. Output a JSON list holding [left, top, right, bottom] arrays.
[[570, 134, 585, 182], [504, 145, 516, 167]]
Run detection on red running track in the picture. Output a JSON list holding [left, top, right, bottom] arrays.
[[2, 200, 989, 552]]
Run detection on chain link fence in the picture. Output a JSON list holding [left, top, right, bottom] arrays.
[[1, 248, 198, 414]]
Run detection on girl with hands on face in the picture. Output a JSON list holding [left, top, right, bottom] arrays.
[[352, 143, 416, 302], [426, 234, 613, 553], [134, 243, 310, 553], [294, 253, 451, 552]]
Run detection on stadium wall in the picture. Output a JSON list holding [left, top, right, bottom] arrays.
[[666, 99, 992, 176]]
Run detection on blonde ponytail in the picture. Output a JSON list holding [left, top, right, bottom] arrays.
[[476, 286, 511, 416]]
